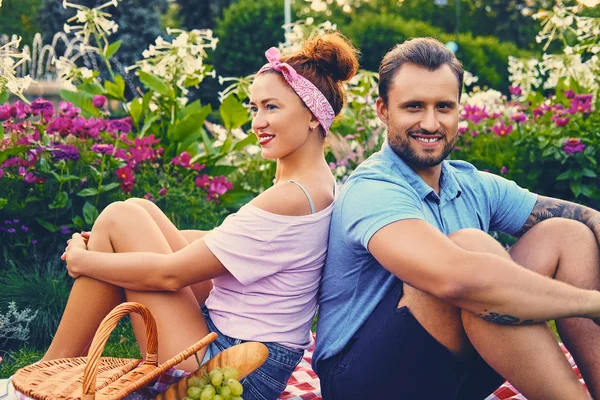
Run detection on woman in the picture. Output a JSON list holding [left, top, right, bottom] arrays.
[[44, 33, 358, 400]]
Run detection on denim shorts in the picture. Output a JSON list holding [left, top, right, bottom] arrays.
[[317, 279, 505, 400], [201, 306, 304, 400]]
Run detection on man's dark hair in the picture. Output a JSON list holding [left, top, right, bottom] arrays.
[[378, 37, 464, 105]]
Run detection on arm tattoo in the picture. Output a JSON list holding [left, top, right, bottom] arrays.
[[514, 196, 600, 238], [478, 310, 534, 325]]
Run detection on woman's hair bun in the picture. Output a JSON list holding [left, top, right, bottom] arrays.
[[301, 32, 359, 83]]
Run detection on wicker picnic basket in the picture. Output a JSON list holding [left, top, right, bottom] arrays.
[[11, 302, 218, 400]]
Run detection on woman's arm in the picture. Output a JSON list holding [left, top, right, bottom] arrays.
[[66, 234, 227, 292]]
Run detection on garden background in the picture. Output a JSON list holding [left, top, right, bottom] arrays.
[[0, 0, 599, 379]]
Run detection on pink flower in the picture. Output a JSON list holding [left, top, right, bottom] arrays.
[[509, 86, 522, 96], [500, 166, 508, 175], [47, 117, 73, 137], [24, 172, 38, 184], [159, 187, 167, 196], [191, 163, 205, 171], [458, 126, 468, 134], [510, 113, 528, 123], [115, 166, 136, 192], [11, 101, 30, 119], [563, 138, 585, 155], [471, 130, 479, 138], [532, 107, 546, 120], [460, 104, 489, 124], [59, 101, 81, 118], [0, 104, 11, 121], [195, 174, 210, 188], [551, 114, 569, 127], [92, 95, 107, 108], [0, 168, 4, 178], [172, 152, 192, 168], [207, 176, 234, 201], [564, 89, 575, 99], [491, 121, 513, 137], [91, 143, 115, 155], [144, 192, 156, 202]]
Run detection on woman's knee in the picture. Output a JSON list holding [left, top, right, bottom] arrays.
[[97, 201, 148, 227]]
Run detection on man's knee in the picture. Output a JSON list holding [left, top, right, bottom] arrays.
[[448, 228, 508, 257], [531, 218, 596, 248]]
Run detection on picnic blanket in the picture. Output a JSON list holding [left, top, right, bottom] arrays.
[[10, 337, 586, 400]]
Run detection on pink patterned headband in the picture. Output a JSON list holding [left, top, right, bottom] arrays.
[[257, 47, 335, 135]]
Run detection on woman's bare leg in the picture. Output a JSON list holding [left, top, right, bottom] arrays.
[[43, 201, 210, 371], [124, 198, 213, 305]]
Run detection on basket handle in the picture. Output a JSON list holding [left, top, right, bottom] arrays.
[[82, 302, 158, 398]]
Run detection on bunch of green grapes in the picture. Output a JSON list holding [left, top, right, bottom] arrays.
[[184, 367, 244, 400]]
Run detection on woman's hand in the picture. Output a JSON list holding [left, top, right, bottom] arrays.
[[61, 232, 88, 279]]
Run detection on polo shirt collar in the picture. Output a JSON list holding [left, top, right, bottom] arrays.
[[381, 140, 462, 202]]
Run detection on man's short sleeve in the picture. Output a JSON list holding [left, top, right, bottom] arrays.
[[340, 178, 425, 251], [479, 172, 538, 235]]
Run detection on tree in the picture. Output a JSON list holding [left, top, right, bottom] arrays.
[[175, 0, 237, 30], [0, 0, 43, 46]]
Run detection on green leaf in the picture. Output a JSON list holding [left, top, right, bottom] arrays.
[[138, 71, 173, 97], [0, 145, 27, 164], [50, 171, 80, 184], [176, 129, 204, 154], [105, 75, 126, 100], [219, 95, 249, 131], [171, 105, 212, 142], [0, 124, 4, 141], [59, 89, 100, 117], [72, 215, 85, 229], [582, 168, 597, 178], [219, 134, 234, 155], [200, 129, 215, 155], [556, 170, 571, 180], [78, 81, 107, 96], [129, 98, 143, 127], [0, 198, 7, 210], [140, 114, 159, 137], [104, 40, 122, 59], [570, 182, 582, 197], [89, 166, 102, 183], [99, 182, 120, 193], [36, 218, 57, 232], [232, 133, 257, 151], [83, 202, 99, 226], [581, 185, 595, 198], [541, 147, 556, 158], [219, 189, 255, 208], [203, 165, 238, 176], [49, 191, 69, 210], [77, 188, 100, 197], [0, 90, 8, 104]]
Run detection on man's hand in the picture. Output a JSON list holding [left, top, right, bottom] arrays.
[[61, 232, 88, 279]]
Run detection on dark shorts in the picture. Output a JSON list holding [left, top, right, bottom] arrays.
[[317, 279, 505, 400], [201, 306, 304, 400]]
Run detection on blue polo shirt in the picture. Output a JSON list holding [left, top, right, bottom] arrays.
[[313, 141, 538, 371]]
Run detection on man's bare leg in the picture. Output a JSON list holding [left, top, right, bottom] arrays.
[[398, 226, 589, 400], [509, 218, 600, 398]]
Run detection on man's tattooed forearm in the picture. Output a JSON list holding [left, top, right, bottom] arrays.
[[478, 310, 534, 325], [514, 196, 600, 238]]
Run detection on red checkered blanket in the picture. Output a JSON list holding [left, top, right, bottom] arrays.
[[15, 339, 586, 400]]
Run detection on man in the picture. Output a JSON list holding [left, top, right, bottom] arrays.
[[313, 37, 600, 400]]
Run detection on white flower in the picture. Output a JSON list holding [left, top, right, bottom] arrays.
[[0, 37, 33, 101], [245, 145, 261, 156]]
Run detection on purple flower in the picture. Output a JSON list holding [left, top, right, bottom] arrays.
[[21, 225, 28, 232], [0, 104, 11, 121], [60, 225, 72, 235], [567, 94, 593, 114], [471, 130, 479, 138], [509, 86, 523, 96], [30, 98, 55, 118], [0, 168, 4, 179], [159, 187, 167, 196], [500, 166, 508, 175], [7, 228, 16, 234], [50, 144, 80, 162], [92, 95, 107, 108], [107, 117, 132, 134], [510, 113, 528, 123], [80, 177, 88, 186], [564, 90, 575, 99], [23, 172, 38, 184], [32, 240, 38, 245], [91, 143, 115, 155], [72, 116, 105, 139], [13, 219, 19, 223], [563, 138, 585, 155]]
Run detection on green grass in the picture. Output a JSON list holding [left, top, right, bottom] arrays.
[[0, 319, 140, 379]]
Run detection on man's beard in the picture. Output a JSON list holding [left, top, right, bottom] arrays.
[[388, 128, 457, 168]]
